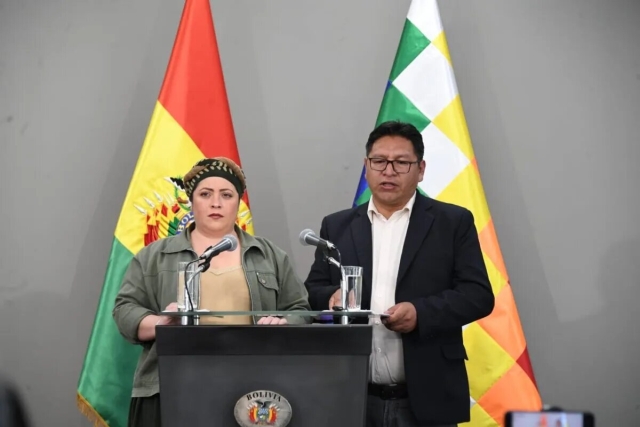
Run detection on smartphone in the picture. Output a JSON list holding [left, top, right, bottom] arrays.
[[505, 410, 594, 427]]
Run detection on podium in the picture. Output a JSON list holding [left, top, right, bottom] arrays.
[[156, 310, 374, 427]]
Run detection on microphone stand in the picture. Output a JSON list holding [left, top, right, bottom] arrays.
[[322, 248, 349, 325], [182, 259, 209, 326]]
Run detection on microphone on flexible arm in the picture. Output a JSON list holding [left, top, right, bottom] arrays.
[[298, 228, 337, 251], [199, 234, 239, 265], [182, 234, 239, 317], [299, 228, 349, 324]]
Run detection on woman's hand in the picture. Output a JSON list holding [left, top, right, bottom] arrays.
[[137, 303, 180, 341], [155, 302, 180, 326], [257, 316, 288, 325]]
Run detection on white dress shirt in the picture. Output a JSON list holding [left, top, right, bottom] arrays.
[[367, 192, 416, 385]]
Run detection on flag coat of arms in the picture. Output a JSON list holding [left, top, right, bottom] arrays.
[[76, 0, 253, 425], [353, 1, 542, 425]]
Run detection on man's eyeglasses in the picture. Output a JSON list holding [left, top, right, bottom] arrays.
[[367, 157, 419, 174]]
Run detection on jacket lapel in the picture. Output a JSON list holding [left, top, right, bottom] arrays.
[[397, 194, 434, 286], [350, 205, 373, 309]]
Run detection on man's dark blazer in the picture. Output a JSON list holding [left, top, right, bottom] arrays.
[[304, 191, 495, 426]]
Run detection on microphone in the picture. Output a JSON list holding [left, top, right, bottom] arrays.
[[299, 228, 336, 250], [181, 234, 238, 316], [299, 227, 346, 324], [199, 234, 239, 261]]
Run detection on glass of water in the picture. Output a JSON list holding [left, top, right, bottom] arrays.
[[342, 266, 363, 310], [177, 261, 200, 311]]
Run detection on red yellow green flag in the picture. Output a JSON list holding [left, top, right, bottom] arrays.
[[76, 1, 253, 425]]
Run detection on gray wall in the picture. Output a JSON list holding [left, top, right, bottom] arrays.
[[1, 0, 639, 426]]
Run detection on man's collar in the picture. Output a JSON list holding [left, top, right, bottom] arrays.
[[367, 191, 417, 222]]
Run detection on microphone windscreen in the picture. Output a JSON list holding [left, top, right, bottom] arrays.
[[299, 229, 315, 246], [224, 234, 239, 251]]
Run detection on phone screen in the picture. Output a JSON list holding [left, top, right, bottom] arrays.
[[506, 411, 593, 427]]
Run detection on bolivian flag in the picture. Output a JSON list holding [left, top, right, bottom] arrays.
[[76, 1, 253, 425]]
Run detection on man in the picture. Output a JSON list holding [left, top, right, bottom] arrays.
[[304, 121, 495, 427]]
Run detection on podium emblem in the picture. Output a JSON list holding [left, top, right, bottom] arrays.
[[234, 390, 292, 426]]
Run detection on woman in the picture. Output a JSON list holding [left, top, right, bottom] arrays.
[[112, 157, 311, 427]]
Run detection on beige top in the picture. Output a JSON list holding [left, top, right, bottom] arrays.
[[199, 265, 253, 325]]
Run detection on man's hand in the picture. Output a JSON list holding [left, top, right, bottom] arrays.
[[381, 302, 417, 333], [257, 316, 288, 325], [328, 288, 342, 310]]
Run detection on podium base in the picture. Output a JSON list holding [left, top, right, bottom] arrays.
[[157, 325, 372, 427]]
